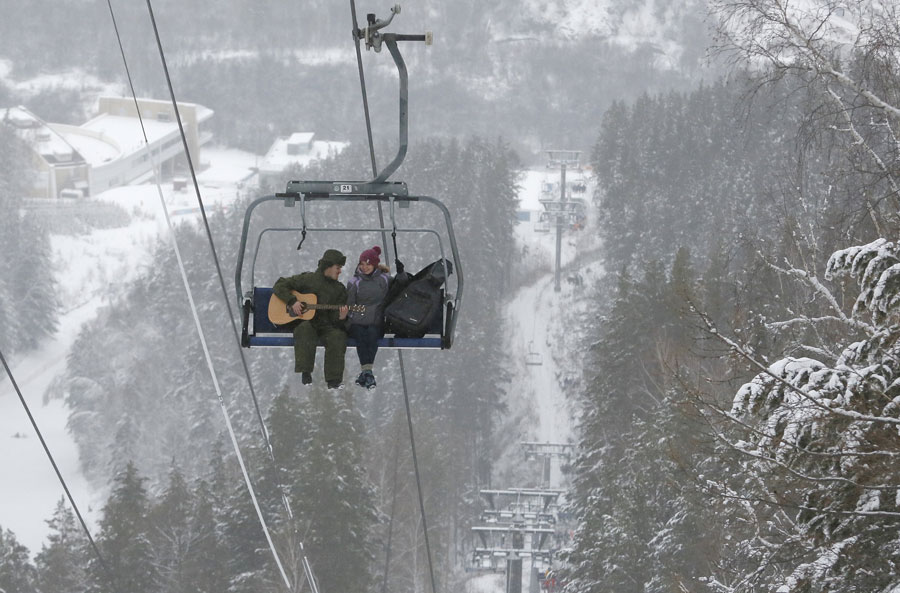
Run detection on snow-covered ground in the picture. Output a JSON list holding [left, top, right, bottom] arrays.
[[465, 572, 507, 593], [507, 169, 594, 452], [507, 166, 596, 458], [0, 146, 257, 555], [464, 166, 598, 593]]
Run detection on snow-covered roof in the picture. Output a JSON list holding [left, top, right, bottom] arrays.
[[288, 132, 315, 145], [77, 113, 179, 164], [2, 105, 35, 128], [58, 126, 120, 164], [2, 106, 85, 165], [259, 137, 348, 174]]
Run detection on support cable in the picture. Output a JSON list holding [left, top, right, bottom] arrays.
[[135, 1, 321, 591], [350, 0, 393, 265], [353, 10, 397, 588], [112, 0, 293, 588], [140, 3, 285, 468], [0, 348, 116, 586], [380, 429, 402, 593], [398, 352, 439, 593], [351, 0, 379, 176], [350, 3, 439, 592], [352, 10, 404, 590]]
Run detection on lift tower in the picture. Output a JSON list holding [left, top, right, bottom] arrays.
[[542, 150, 583, 292], [472, 488, 562, 593], [522, 442, 574, 489]]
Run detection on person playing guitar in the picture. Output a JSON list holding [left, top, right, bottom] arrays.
[[272, 249, 349, 389]]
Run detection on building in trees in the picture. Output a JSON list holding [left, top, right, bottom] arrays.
[[257, 132, 347, 189], [1, 97, 214, 199], [1, 105, 89, 199]]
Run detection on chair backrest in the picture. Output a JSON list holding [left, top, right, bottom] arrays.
[[253, 287, 288, 334]]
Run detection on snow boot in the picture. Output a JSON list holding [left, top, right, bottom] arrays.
[[301, 372, 312, 385]]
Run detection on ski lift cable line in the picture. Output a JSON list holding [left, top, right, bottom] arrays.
[[136, 1, 312, 590], [350, 0, 378, 178], [348, 0, 392, 290], [5, 3, 187, 590], [398, 351, 439, 593], [351, 3, 439, 592], [123, 49, 302, 593], [106, 0, 298, 587], [350, 0, 412, 275], [349, 5, 400, 589], [138, 4, 299, 591]]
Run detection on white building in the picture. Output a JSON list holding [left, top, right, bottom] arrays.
[[258, 132, 348, 189], [2, 97, 214, 198], [2, 106, 90, 199]]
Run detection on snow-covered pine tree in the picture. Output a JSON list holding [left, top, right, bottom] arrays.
[[567, 254, 719, 593], [0, 125, 57, 355], [288, 389, 377, 593], [87, 461, 156, 593], [0, 525, 37, 593], [34, 497, 90, 593], [148, 463, 194, 593], [184, 477, 230, 593]]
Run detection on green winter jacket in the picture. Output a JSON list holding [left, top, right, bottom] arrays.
[[273, 250, 348, 330]]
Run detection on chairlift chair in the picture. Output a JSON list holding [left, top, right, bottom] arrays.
[[235, 187, 462, 350], [234, 7, 462, 351], [525, 341, 543, 366], [534, 219, 551, 233]]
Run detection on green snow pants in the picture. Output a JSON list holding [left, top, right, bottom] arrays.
[[292, 321, 347, 383]]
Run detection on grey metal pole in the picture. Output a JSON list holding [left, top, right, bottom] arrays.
[[507, 530, 524, 593], [554, 164, 566, 293]]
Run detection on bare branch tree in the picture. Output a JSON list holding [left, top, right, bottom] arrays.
[[710, 0, 900, 228]]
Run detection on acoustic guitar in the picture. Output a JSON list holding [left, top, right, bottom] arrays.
[[268, 291, 365, 326]]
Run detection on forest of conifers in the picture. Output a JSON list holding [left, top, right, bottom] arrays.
[[566, 2, 900, 591]]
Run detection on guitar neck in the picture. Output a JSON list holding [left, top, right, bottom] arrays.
[[308, 303, 344, 310]]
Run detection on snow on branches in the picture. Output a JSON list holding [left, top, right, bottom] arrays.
[[826, 238, 900, 323], [723, 237, 900, 592], [734, 238, 900, 429]]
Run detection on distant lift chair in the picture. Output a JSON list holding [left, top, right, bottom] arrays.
[[525, 341, 544, 366]]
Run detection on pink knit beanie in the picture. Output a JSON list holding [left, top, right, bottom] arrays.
[[359, 245, 381, 266]]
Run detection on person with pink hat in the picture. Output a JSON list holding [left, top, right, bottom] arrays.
[[346, 245, 394, 389]]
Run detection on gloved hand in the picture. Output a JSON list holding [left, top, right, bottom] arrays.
[[396, 260, 405, 274]]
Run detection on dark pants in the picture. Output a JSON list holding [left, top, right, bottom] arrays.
[[349, 324, 383, 367], [293, 322, 347, 383]]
